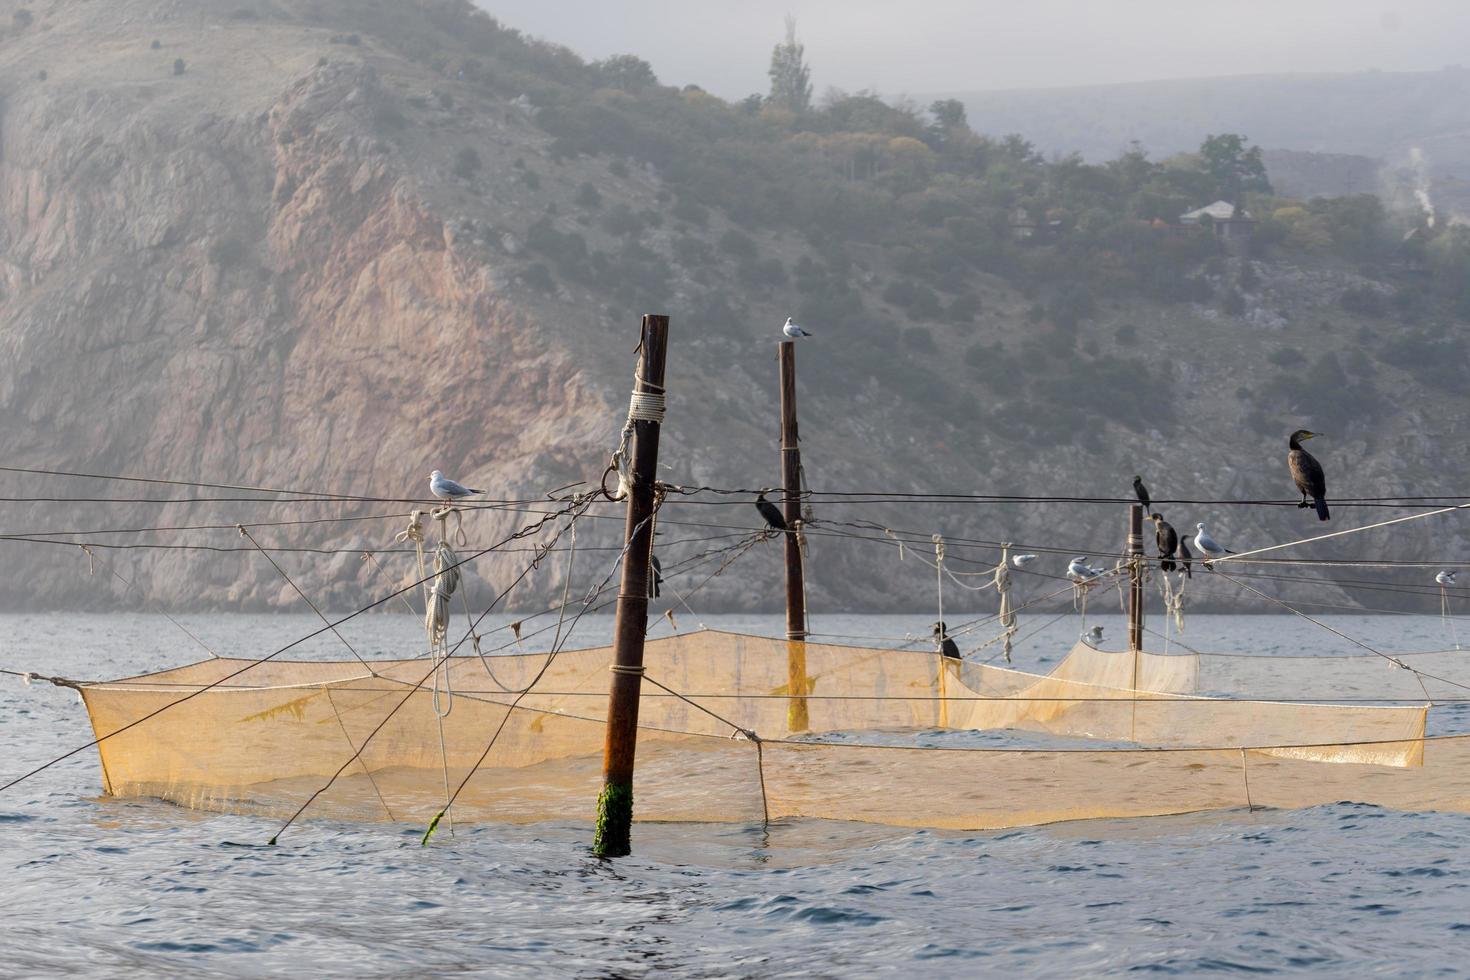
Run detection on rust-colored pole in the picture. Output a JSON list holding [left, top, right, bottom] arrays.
[[1127, 503, 1145, 741], [1127, 503, 1145, 655], [779, 341, 810, 731], [593, 314, 669, 859]]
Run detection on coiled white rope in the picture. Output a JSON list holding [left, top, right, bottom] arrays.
[[607, 383, 668, 501]]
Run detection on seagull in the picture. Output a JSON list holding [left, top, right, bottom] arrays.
[[754, 491, 787, 532], [1193, 523, 1232, 570], [1067, 556, 1105, 583], [1080, 625, 1105, 648], [429, 469, 483, 501], [1133, 475, 1152, 511], [782, 316, 813, 339], [932, 621, 961, 659], [1011, 553, 1039, 568], [1287, 430, 1331, 521], [1437, 570, 1456, 587], [1147, 513, 1178, 573]]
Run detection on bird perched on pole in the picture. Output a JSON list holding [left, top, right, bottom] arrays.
[[1176, 533, 1194, 580], [1011, 553, 1038, 568], [782, 316, 813, 339], [1437, 570, 1456, 587], [932, 621, 961, 659], [754, 491, 788, 532], [429, 470, 483, 502], [1287, 430, 1331, 521], [1132, 475, 1152, 511], [1193, 523, 1232, 570], [1148, 513, 1178, 573]]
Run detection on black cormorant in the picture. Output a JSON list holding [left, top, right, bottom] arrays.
[[1133, 475, 1152, 511], [932, 621, 961, 659], [755, 492, 787, 532], [1176, 534, 1193, 580], [1287, 430, 1330, 521], [1148, 513, 1178, 573]]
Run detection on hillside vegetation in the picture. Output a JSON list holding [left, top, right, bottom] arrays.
[[1, 0, 1468, 613]]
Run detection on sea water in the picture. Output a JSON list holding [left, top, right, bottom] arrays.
[[3, 612, 1469, 977]]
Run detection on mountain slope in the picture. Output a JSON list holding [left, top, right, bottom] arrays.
[[0, 1, 1467, 617]]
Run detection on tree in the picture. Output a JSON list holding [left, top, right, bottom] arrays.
[[767, 16, 812, 114], [1199, 133, 1272, 201], [926, 98, 969, 148], [595, 54, 657, 94]]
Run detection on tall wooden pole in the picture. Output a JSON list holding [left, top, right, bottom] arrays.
[[593, 314, 669, 859], [778, 341, 810, 732], [1127, 503, 1145, 655], [1127, 503, 1145, 741]]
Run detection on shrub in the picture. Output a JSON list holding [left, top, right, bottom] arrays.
[[575, 182, 602, 209], [1115, 323, 1138, 345], [1266, 346, 1305, 367], [453, 146, 482, 179], [173, 58, 186, 76], [523, 263, 556, 293], [150, 39, 161, 49], [718, 229, 757, 260], [13, 9, 32, 28], [601, 203, 642, 237]]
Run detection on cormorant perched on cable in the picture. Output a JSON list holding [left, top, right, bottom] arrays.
[[754, 491, 787, 532], [1287, 429, 1331, 521], [933, 621, 961, 659], [1176, 533, 1193, 580], [1133, 475, 1152, 511], [1148, 513, 1178, 573]]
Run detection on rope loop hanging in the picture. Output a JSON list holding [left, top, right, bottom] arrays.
[[606, 380, 668, 501]]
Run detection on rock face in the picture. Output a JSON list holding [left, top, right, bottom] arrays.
[[0, 5, 613, 610], [0, 1, 1465, 617]]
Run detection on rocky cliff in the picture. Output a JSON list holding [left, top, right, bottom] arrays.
[[0, 1, 1466, 617]]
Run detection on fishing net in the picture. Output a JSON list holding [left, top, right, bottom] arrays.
[[1052, 642, 1470, 701], [80, 631, 1437, 830]]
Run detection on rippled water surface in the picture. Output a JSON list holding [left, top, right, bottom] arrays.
[[4, 612, 1470, 977]]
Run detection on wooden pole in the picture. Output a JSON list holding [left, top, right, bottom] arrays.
[[1127, 502, 1145, 741], [592, 314, 669, 859], [1127, 503, 1145, 654], [779, 341, 810, 732]]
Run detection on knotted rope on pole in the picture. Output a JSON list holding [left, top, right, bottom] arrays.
[[605, 383, 667, 501], [995, 544, 1017, 663]]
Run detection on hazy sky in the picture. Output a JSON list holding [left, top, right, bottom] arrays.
[[477, 1, 1470, 98]]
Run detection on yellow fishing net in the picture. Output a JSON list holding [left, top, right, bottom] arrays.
[[79, 631, 1441, 830], [1052, 642, 1470, 701]]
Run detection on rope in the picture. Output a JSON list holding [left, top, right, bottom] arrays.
[[1, 668, 86, 691], [1214, 501, 1470, 567], [1210, 567, 1441, 703], [1, 502, 583, 800], [237, 525, 376, 673], [606, 382, 668, 500], [995, 544, 1016, 663]]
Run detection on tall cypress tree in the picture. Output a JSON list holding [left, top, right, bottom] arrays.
[[767, 16, 812, 114]]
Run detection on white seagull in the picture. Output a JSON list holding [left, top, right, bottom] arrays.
[[782, 316, 813, 339], [429, 469, 484, 502], [1011, 553, 1039, 568], [1193, 523, 1231, 569], [1437, 570, 1457, 587], [1067, 556, 1105, 583]]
